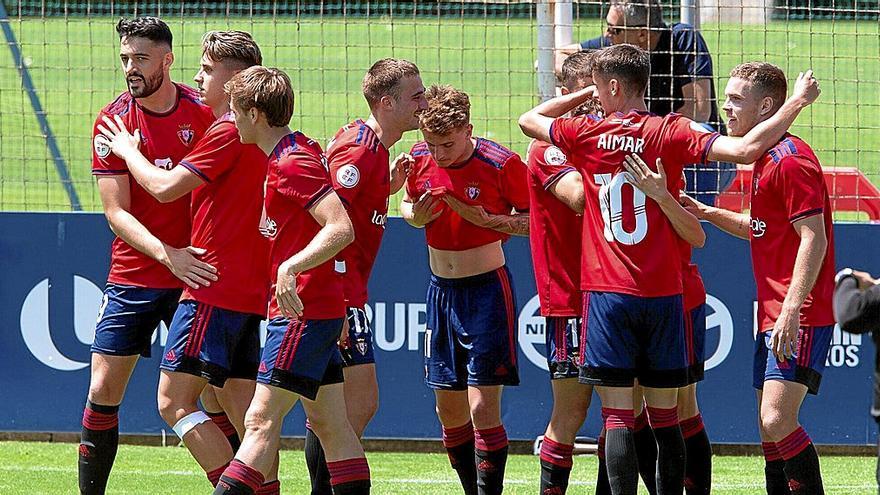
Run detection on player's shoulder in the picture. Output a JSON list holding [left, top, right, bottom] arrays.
[[99, 91, 135, 118], [175, 83, 206, 108], [767, 134, 821, 170], [473, 137, 521, 170], [527, 139, 566, 164], [328, 119, 382, 155], [203, 113, 239, 139]]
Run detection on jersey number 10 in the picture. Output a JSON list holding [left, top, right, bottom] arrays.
[[594, 172, 648, 245]]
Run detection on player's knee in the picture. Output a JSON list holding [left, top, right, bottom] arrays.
[[469, 400, 501, 428], [157, 392, 198, 426], [243, 408, 279, 439], [550, 404, 587, 435], [88, 373, 126, 405], [760, 409, 795, 439]]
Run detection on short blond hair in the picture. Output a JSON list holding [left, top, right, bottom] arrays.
[[202, 30, 261, 68], [224, 66, 293, 127], [419, 85, 470, 135], [729, 62, 788, 113], [362, 58, 421, 108]]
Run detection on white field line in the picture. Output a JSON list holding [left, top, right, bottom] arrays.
[[0, 465, 873, 490]]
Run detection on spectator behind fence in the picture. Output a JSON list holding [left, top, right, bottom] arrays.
[[833, 267, 880, 492], [556, 0, 734, 205]]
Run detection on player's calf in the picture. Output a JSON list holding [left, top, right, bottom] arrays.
[[540, 377, 590, 495]]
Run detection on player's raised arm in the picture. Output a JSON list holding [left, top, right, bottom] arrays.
[[623, 154, 705, 248], [99, 114, 203, 202], [518, 86, 597, 143], [707, 70, 820, 164]]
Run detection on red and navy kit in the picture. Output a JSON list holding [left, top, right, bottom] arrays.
[[327, 119, 391, 308], [526, 139, 583, 380], [158, 114, 270, 384], [550, 111, 719, 388], [749, 134, 835, 394], [749, 134, 836, 332], [405, 137, 531, 251], [679, 232, 708, 383], [91, 84, 215, 289], [177, 113, 271, 316], [262, 132, 343, 321], [550, 111, 719, 297], [257, 132, 347, 397], [406, 138, 528, 390]]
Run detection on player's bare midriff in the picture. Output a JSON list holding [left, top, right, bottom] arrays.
[[428, 240, 505, 279]]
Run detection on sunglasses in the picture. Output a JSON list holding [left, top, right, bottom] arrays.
[[605, 24, 646, 36]]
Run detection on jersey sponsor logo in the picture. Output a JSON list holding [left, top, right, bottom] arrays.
[[372, 210, 388, 227], [336, 164, 360, 188], [177, 124, 195, 146], [260, 216, 278, 238], [750, 217, 767, 238], [465, 182, 481, 200], [609, 117, 641, 128], [543, 146, 567, 166], [596, 134, 645, 153], [93, 135, 112, 159], [154, 158, 173, 170]]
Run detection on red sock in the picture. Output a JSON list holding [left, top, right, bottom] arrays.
[[255, 479, 280, 495], [207, 462, 230, 487], [327, 457, 371, 487]]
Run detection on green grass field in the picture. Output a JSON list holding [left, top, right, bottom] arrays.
[[1, 16, 879, 213], [0, 441, 874, 494]]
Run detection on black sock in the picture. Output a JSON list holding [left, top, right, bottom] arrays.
[[596, 430, 612, 495], [680, 414, 712, 495], [634, 410, 658, 495], [305, 426, 332, 495], [443, 422, 477, 495], [762, 442, 791, 495], [79, 400, 120, 495], [207, 411, 241, 453], [213, 459, 264, 495], [328, 458, 371, 495], [539, 436, 573, 494], [474, 426, 509, 495], [778, 428, 824, 495], [603, 408, 639, 495], [647, 407, 685, 495]]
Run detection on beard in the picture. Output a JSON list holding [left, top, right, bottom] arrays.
[[127, 70, 165, 99]]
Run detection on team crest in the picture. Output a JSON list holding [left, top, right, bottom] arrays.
[[356, 340, 367, 355], [177, 124, 195, 146], [337, 164, 360, 188], [465, 182, 480, 200], [543, 146, 567, 166]]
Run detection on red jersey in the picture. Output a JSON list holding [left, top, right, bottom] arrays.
[[678, 239, 706, 311], [749, 134, 835, 332], [550, 111, 719, 297], [91, 84, 214, 288], [326, 120, 390, 307], [526, 140, 582, 317], [177, 114, 271, 316], [261, 132, 344, 320], [405, 138, 530, 251]]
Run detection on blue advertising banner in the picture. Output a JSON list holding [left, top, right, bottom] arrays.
[[0, 213, 875, 444]]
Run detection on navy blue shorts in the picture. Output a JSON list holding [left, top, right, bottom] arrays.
[[91, 284, 182, 357], [425, 267, 519, 390], [258, 317, 345, 400], [339, 306, 376, 367], [545, 316, 581, 380], [579, 291, 688, 388], [685, 303, 707, 384], [159, 300, 262, 386], [753, 325, 833, 395]]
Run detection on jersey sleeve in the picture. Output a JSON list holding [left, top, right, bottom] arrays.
[[776, 156, 826, 223], [91, 113, 128, 175], [501, 153, 531, 212], [178, 121, 241, 183], [580, 36, 610, 50], [276, 148, 334, 211], [528, 143, 575, 190], [549, 116, 588, 157], [404, 145, 424, 200], [327, 143, 373, 205], [664, 115, 720, 167], [674, 26, 714, 79]]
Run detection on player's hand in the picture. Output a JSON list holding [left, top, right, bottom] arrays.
[[851, 270, 879, 290], [390, 153, 414, 194], [770, 309, 800, 362], [164, 245, 218, 290], [411, 191, 443, 226], [276, 261, 304, 319], [792, 70, 820, 106], [97, 114, 142, 159], [622, 154, 671, 203], [442, 195, 492, 228], [678, 192, 709, 219]]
